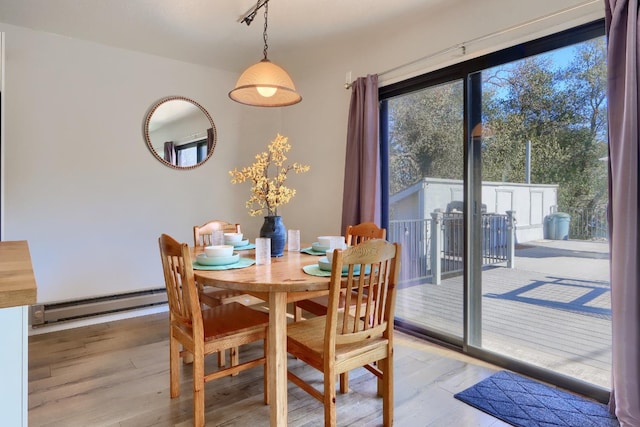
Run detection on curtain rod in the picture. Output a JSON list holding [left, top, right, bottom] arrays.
[[345, 0, 599, 89], [176, 131, 207, 146]]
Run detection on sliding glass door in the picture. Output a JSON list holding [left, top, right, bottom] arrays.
[[386, 80, 465, 342], [381, 20, 610, 396], [477, 39, 610, 388]]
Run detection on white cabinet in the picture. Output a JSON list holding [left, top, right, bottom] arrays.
[[0, 306, 29, 427], [0, 241, 38, 427]]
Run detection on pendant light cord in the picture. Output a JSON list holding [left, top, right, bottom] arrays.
[[263, 1, 269, 60]]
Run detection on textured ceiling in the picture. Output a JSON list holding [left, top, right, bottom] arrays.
[[0, 0, 448, 72]]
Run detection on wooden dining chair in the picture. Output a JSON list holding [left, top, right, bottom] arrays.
[[193, 220, 248, 307], [345, 221, 388, 245], [193, 219, 240, 247], [293, 222, 387, 393], [158, 233, 269, 427], [294, 222, 387, 321], [194, 220, 251, 368], [286, 239, 401, 427]]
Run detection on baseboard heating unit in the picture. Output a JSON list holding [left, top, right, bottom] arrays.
[[30, 288, 167, 326]]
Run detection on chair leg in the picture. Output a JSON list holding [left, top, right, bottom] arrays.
[[169, 334, 180, 398], [381, 355, 393, 426], [218, 350, 226, 367], [263, 338, 269, 405], [193, 351, 205, 427], [324, 369, 337, 427], [294, 303, 303, 321], [339, 372, 349, 394], [230, 346, 239, 376], [182, 351, 194, 364]]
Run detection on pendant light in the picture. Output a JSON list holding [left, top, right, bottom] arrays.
[[229, 0, 302, 107]]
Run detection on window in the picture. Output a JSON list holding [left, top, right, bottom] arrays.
[[380, 20, 609, 399], [176, 139, 209, 167]]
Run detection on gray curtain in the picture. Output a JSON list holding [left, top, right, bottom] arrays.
[[207, 128, 214, 153], [163, 141, 176, 165], [341, 74, 381, 234], [605, 1, 640, 425]]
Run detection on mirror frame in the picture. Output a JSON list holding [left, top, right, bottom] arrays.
[[144, 96, 217, 170]]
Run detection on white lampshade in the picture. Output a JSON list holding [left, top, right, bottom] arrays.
[[229, 59, 302, 107]]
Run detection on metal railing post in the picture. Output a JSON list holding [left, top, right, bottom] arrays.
[[506, 210, 516, 268], [430, 209, 443, 285]]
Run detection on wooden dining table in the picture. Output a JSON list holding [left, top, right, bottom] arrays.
[[192, 247, 330, 427]]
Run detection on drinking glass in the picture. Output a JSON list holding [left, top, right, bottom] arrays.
[[329, 236, 346, 250], [255, 237, 271, 265], [287, 229, 301, 252], [211, 230, 224, 246]]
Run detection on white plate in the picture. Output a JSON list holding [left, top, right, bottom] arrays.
[[196, 253, 240, 266]]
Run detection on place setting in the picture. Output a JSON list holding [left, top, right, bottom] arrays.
[[302, 235, 367, 277], [300, 235, 345, 256], [193, 233, 256, 270], [222, 232, 256, 251]]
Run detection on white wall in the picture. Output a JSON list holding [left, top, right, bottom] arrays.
[[0, 0, 605, 306], [0, 23, 283, 303]]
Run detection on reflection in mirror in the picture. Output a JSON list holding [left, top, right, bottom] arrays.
[[144, 96, 217, 170]]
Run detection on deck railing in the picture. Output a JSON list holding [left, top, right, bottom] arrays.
[[388, 219, 431, 286], [560, 206, 608, 241], [389, 211, 515, 285]]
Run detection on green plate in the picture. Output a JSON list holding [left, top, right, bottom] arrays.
[[301, 247, 325, 256], [234, 243, 256, 251], [317, 256, 360, 273], [233, 239, 250, 248], [192, 257, 255, 270], [311, 242, 330, 253], [195, 253, 239, 266]]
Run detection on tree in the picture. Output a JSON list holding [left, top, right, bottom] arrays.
[[387, 36, 608, 216], [481, 41, 608, 210], [482, 56, 574, 185], [388, 81, 464, 194]]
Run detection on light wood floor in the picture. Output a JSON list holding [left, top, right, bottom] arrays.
[[28, 312, 513, 427]]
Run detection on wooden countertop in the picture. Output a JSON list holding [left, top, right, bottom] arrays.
[[0, 240, 37, 309]]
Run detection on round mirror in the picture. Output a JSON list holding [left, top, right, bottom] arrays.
[[144, 96, 217, 170]]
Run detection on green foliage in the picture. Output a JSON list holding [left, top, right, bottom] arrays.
[[388, 81, 464, 194], [388, 38, 608, 211]]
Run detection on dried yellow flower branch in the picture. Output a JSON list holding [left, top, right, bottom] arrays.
[[229, 134, 310, 216]]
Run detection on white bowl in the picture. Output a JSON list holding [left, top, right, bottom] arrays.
[[317, 235, 346, 249], [317, 235, 335, 247], [223, 232, 243, 244], [196, 253, 239, 266], [204, 245, 234, 258], [326, 249, 336, 263]]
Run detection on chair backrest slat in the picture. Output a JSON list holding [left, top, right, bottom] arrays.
[[345, 222, 386, 246], [159, 234, 203, 330], [328, 239, 400, 349]]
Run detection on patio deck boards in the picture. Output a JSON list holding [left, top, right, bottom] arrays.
[[395, 239, 611, 388]]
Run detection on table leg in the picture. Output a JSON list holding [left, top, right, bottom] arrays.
[[268, 292, 288, 427]]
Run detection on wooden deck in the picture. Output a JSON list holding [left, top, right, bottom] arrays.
[[395, 239, 611, 388]]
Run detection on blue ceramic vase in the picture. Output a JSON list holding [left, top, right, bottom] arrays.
[[260, 215, 286, 257]]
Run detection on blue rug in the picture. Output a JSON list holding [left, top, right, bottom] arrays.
[[454, 371, 619, 427]]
